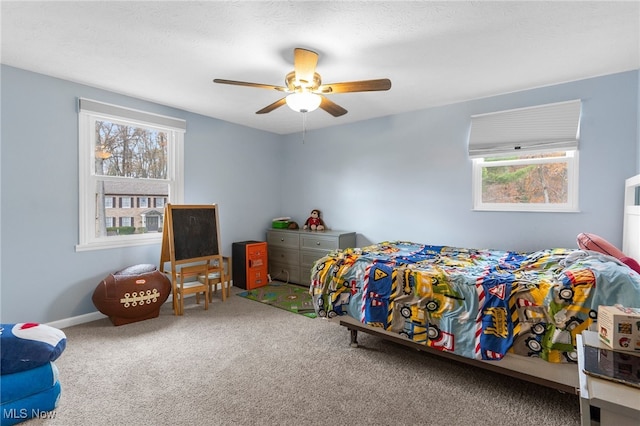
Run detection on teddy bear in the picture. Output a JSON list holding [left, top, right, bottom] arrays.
[[303, 209, 325, 231]]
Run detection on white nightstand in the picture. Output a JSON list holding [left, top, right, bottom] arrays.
[[577, 331, 640, 426]]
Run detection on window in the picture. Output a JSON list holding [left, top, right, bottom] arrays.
[[139, 197, 149, 208], [472, 151, 578, 212], [77, 98, 185, 251], [469, 100, 581, 212]]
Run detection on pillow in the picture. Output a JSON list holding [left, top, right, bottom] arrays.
[[576, 232, 626, 259], [620, 256, 640, 274], [0, 323, 66, 375], [577, 232, 640, 273]]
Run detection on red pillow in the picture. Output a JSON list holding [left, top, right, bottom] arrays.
[[576, 232, 626, 259], [577, 232, 640, 273], [621, 256, 640, 274]]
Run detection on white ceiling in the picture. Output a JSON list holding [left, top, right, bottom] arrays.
[[2, 1, 639, 135]]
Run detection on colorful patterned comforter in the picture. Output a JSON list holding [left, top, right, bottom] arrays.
[[310, 241, 640, 363]]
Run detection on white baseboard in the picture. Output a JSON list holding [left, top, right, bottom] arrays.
[[47, 282, 234, 329], [47, 311, 107, 329]]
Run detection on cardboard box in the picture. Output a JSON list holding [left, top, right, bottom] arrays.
[[598, 305, 640, 351]]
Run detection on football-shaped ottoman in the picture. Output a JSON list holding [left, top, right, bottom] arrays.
[[92, 264, 171, 326]]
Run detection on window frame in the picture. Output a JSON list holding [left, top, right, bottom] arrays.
[[76, 99, 185, 251], [472, 149, 579, 212], [120, 196, 132, 209]]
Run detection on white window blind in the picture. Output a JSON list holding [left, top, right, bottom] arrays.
[[468, 99, 581, 158], [78, 98, 186, 131]]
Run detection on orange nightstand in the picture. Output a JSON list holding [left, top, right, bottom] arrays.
[[232, 241, 268, 290]]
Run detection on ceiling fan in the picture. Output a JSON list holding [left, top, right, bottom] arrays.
[[213, 48, 391, 117]]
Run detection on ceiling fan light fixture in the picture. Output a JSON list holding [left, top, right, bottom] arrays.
[[285, 92, 321, 113], [214, 48, 390, 117], [95, 145, 112, 159]]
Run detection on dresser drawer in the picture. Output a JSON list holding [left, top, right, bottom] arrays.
[[267, 231, 299, 249], [300, 234, 339, 251], [247, 243, 267, 258], [269, 247, 299, 267], [246, 267, 268, 290], [298, 260, 318, 285], [268, 262, 301, 284], [300, 251, 326, 269]]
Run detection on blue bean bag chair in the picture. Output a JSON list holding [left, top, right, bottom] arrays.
[[1, 323, 66, 425]]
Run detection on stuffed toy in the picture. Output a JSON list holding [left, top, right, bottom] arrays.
[[303, 209, 325, 231], [287, 221, 299, 230]]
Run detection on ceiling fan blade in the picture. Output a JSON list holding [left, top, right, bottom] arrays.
[[319, 96, 347, 117], [213, 79, 287, 92], [256, 97, 287, 114], [317, 78, 391, 94], [293, 48, 319, 85]]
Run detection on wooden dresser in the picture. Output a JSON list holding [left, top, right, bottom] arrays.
[[266, 229, 356, 285]]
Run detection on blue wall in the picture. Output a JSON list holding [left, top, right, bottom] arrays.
[[1, 65, 638, 324], [1, 65, 283, 323], [280, 71, 639, 251]]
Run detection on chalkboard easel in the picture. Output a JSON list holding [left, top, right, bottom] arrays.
[[160, 203, 226, 314]]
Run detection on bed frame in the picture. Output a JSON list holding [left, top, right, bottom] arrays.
[[623, 174, 640, 261], [338, 173, 640, 396], [339, 316, 580, 394]]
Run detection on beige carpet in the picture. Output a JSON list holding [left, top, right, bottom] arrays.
[[29, 287, 581, 425]]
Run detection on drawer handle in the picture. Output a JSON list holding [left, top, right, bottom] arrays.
[[316, 241, 321, 245], [280, 238, 284, 242]]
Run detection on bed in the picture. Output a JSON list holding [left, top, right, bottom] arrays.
[[309, 175, 640, 395]]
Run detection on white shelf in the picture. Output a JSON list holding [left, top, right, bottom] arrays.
[[577, 331, 640, 426]]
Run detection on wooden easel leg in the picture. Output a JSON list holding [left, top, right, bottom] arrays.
[[220, 271, 226, 302], [173, 289, 180, 315], [204, 276, 209, 310], [171, 270, 181, 316]]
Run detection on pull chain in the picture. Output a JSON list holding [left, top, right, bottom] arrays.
[[302, 111, 307, 144]]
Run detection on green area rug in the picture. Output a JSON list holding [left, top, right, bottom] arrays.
[[236, 282, 317, 318]]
